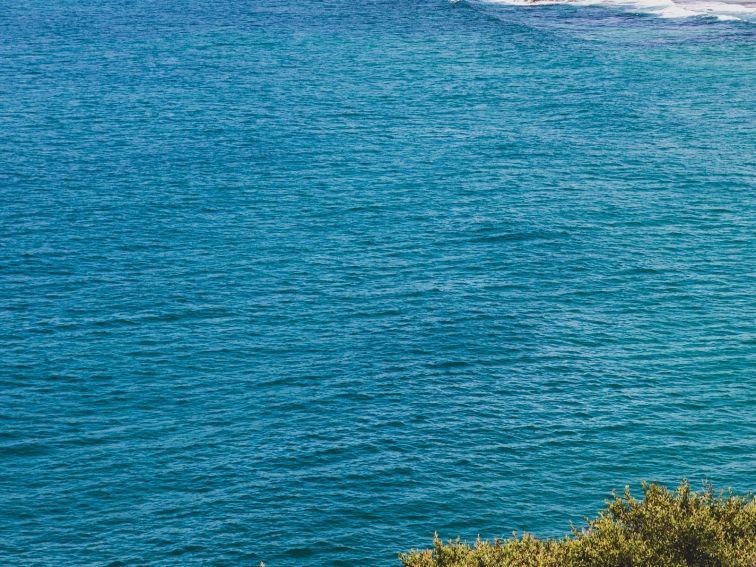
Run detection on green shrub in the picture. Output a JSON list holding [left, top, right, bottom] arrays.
[[400, 481, 756, 567]]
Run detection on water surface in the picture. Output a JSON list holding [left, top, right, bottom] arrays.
[[1, 0, 755, 565]]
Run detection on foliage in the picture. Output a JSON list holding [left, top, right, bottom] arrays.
[[400, 481, 756, 567]]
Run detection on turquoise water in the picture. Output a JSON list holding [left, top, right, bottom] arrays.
[[1, 0, 755, 565]]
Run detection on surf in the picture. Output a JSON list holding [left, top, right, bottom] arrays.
[[476, 0, 756, 21]]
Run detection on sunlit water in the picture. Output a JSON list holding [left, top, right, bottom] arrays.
[[1, 0, 754, 565]]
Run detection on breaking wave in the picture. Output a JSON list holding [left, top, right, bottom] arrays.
[[479, 0, 756, 21]]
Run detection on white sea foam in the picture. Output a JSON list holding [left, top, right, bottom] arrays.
[[481, 0, 756, 21]]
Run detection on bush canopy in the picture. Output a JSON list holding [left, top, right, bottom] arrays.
[[400, 481, 756, 567]]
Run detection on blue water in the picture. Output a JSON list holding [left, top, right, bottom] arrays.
[[1, 0, 755, 565]]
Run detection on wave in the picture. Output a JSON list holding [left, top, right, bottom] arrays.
[[477, 0, 756, 21]]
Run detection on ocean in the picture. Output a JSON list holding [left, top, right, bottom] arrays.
[[1, 0, 754, 565]]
